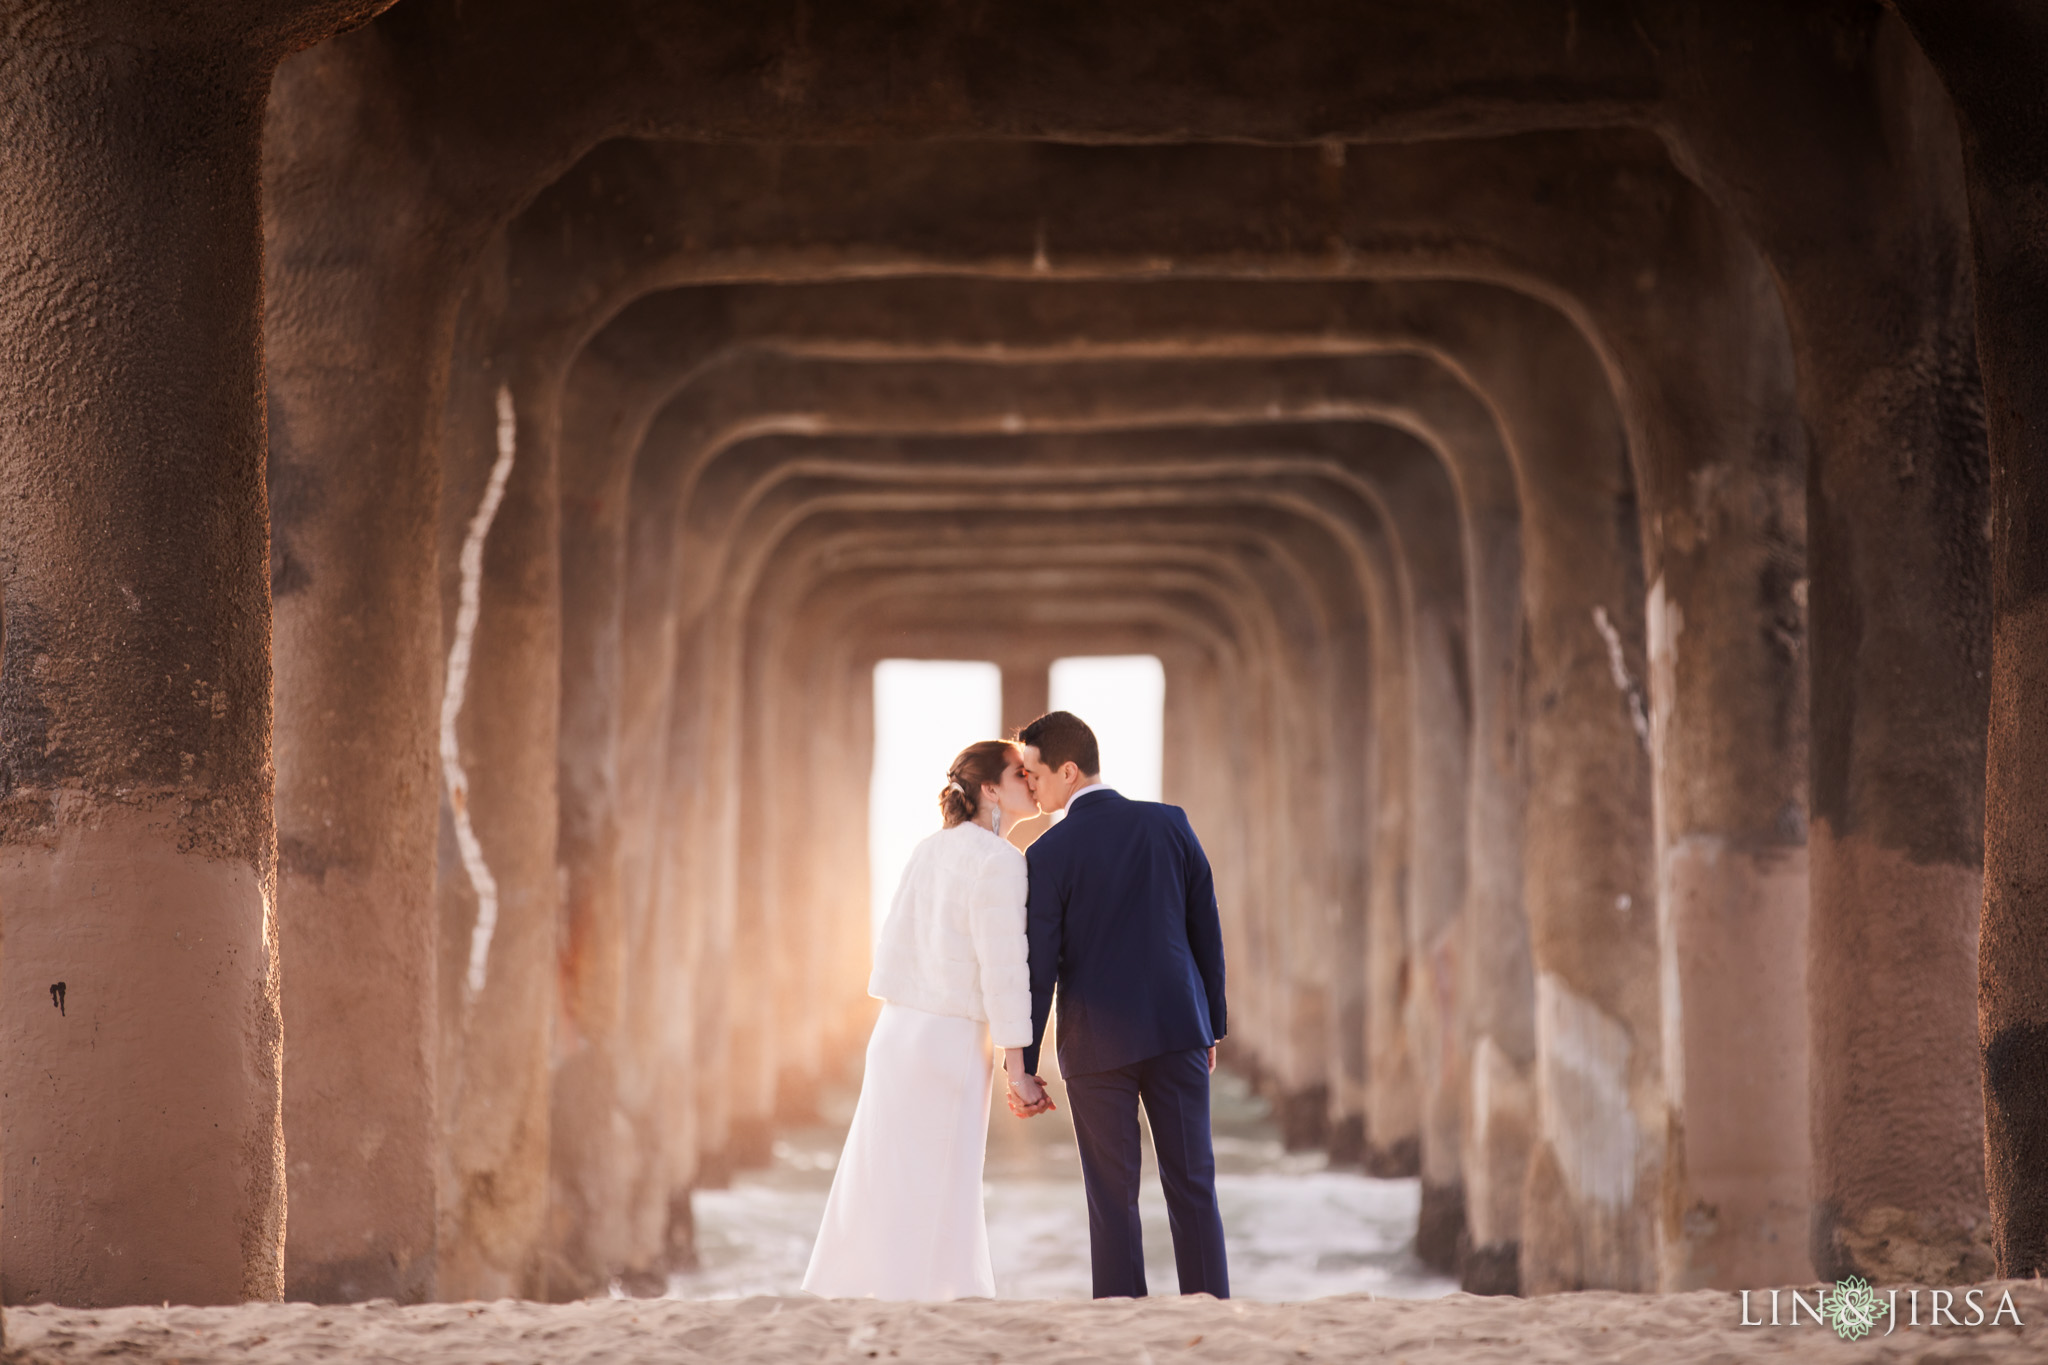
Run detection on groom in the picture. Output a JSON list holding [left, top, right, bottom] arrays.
[[1010, 710, 1230, 1299]]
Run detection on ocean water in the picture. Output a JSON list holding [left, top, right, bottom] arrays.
[[667, 1062, 1458, 1303]]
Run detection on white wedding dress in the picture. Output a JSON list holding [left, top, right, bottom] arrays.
[[803, 819, 1032, 1300]]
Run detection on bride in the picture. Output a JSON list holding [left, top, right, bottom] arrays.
[[802, 739, 1049, 1300]]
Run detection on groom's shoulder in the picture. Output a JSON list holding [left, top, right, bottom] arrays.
[[1128, 801, 1203, 852], [1127, 797, 1192, 828], [1024, 798, 1110, 861]]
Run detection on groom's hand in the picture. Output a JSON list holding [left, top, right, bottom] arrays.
[[1006, 1077, 1056, 1118], [1207, 1046, 1217, 1074]]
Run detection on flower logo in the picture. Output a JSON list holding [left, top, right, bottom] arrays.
[[1825, 1275, 1883, 1341]]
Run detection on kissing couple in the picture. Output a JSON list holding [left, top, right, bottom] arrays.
[[803, 710, 1230, 1301]]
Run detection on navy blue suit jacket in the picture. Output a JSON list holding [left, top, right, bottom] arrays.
[[1021, 788, 1227, 1077]]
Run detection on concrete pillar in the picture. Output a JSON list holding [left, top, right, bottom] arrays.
[[1425, 289, 1644, 1294], [263, 3, 691, 1298], [1466, 136, 1813, 1297], [556, 358, 697, 1295], [998, 652, 1054, 741], [565, 333, 734, 1276], [1892, 0, 2048, 1281], [0, 1, 385, 1308], [1667, 9, 1993, 1286], [263, 35, 455, 1303], [430, 272, 564, 1301]]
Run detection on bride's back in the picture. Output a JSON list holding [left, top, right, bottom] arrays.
[[867, 821, 1030, 1035]]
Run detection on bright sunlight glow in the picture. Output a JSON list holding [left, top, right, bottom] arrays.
[[868, 659, 1003, 941], [1049, 655, 1166, 802]]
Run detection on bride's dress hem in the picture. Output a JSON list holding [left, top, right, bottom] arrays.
[[800, 1001, 999, 1302]]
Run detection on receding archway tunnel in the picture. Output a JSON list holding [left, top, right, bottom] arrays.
[[0, 4, 2038, 1346]]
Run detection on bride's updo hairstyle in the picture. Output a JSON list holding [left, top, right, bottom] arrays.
[[940, 740, 1016, 828]]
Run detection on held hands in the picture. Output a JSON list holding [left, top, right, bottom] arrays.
[[1002, 1048, 1056, 1118], [1006, 1074, 1055, 1118]]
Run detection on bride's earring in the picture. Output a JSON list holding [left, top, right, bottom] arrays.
[[988, 791, 1003, 838]]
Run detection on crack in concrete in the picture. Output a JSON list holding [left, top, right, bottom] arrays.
[[1592, 604, 1650, 750], [446, 384, 518, 1002]]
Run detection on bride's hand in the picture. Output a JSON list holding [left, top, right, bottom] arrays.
[[1006, 1074, 1054, 1116], [1002, 1047, 1054, 1116]]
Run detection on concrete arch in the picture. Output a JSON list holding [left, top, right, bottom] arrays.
[[272, 127, 1753, 1301], [394, 124, 1801, 1296], [636, 354, 1505, 1176], [716, 491, 1378, 1082], [0, 0, 2021, 1315], [519, 126, 1805, 1293], [562, 275, 1638, 1286], [655, 437, 1458, 1260], [670, 408, 1467, 1171], [536, 482, 1368, 1301]]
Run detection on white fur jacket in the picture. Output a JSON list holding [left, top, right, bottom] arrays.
[[867, 819, 1033, 1048]]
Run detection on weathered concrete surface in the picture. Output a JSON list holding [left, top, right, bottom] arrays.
[[1891, 0, 2048, 1283], [276, 101, 1794, 1309], [0, 0, 392, 1307], [311, 125, 1769, 1301], [1653, 6, 1993, 1287], [263, 33, 474, 1305], [429, 276, 560, 1303]]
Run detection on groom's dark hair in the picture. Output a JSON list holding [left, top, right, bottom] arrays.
[[1017, 710, 1100, 777]]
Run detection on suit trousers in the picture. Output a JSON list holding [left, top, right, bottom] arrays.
[[1063, 1046, 1230, 1298]]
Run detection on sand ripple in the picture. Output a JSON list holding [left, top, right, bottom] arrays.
[[8, 1281, 2046, 1365]]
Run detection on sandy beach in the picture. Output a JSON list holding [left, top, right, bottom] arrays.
[[6, 1281, 2043, 1365]]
